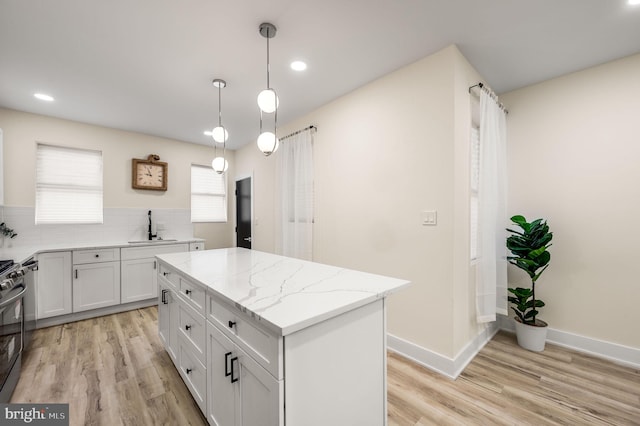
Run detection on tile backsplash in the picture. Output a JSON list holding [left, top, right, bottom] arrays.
[[0, 206, 194, 247]]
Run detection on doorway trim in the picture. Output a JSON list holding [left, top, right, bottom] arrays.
[[235, 173, 254, 248]]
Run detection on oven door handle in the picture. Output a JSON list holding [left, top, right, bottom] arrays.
[[0, 284, 26, 308]]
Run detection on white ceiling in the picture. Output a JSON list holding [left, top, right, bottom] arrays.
[[1, 0, 640, 150]]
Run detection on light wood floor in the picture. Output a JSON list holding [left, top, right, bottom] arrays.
[[388, 332, 640, 426], [11, 307, 640, 425]]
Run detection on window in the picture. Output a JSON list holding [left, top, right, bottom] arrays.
[[470, 126, 480, 260], [36, 144, 103, 224], [191, 164, 227, 222]]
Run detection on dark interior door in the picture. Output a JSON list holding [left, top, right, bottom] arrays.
[[236, 177, 252, 249]]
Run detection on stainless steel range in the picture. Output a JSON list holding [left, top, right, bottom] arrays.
[[0, 258, 38, 403]]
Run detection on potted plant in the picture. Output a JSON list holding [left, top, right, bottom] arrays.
[[0, 222, 17, 248], [506, 215, 553, 352]]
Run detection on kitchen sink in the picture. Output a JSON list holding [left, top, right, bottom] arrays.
[[127, 239, 178, 244]]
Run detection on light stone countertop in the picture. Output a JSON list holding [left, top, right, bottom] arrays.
[[0, 238, 204, 264], [156, 247, 411, 336]]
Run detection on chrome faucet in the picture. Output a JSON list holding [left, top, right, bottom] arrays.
[[148, 210, 157, 240]]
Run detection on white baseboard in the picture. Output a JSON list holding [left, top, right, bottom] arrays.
[[498, 315, 640, 369], [387, 322, 499, 379]]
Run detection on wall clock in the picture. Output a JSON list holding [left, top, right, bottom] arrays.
[[132, 154, 168, 191]]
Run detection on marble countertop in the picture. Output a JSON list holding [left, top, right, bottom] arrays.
[[157, 248, 410, 336], [0, 238, 204, 264]]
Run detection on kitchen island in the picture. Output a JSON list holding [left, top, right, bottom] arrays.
[[156, 247, 410, 426]]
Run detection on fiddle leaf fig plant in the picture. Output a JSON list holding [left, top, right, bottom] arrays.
[[506, 215, 552, 326]]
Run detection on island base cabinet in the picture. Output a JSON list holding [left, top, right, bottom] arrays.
[[158, 281, 179, 363], [284, 299, 386, 426], [207, 322, 282, 426]]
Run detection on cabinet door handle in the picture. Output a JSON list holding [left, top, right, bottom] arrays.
[[230, 356, 239, 383], [154, 261, 157, 270], [163, 272, 170, 276], [75, 269, 78, 279], [228, 320, 236, 329], [185, 324, 191, 331], [185, 289, 192, 296], [224, 351, 232, 377], [161, 289, 168, 304], [186, 368, 192, 375]]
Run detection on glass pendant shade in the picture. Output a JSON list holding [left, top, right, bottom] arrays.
[[257, 131, 279, 155], [211, 126, 228, 143], [257, 89, 279, 113], [211, 156, 229, 174]]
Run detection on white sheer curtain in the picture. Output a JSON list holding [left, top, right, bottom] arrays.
[[276, 129, 314, 260], [476, 90, 508, 323]]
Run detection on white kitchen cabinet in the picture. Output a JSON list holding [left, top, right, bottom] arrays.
[[207, 322, 282, 426], [121, 258, 158, 303], [121, 243, 188, 304], [36, 251, 72, 319], [190, 242, 205, 251], [158, 279, 179, 364], [73, 261, 121, 312], [73, 248, 121, 312]]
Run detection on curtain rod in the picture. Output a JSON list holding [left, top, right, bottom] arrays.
[[468, 82, 509, 114], [280, 125, 317, 141]]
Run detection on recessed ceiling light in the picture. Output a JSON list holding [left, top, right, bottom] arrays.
[[290, 61, 307, 71], [34, 93, 54, 102]]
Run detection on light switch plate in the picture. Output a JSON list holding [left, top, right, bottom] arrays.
[[422, 210, 437, 226]]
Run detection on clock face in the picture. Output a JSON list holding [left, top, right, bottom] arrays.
[[132, 157, 168, 191], [137, 163, 164, 187]]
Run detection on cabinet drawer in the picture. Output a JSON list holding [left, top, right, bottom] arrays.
[[207, 295, 282, 379], [179, 278, 206, 314], [159, 263, 180, 289], [178, 336, 206, 415], [178, 298, 206, 363], [121, 243, 188, 260], [73, 248, 120, 264], [189, 242, 205, 251]]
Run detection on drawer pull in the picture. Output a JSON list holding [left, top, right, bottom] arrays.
[[95, 254, 99, 258], [224, 352, 232, 377], [228, 321, 236, 329], [185, 324, 192, 331], [185, 289, 192, 296], [161, 289, 168, 304], [186, 368, 192, 375], [163, 272, 170, 276], [230, 356, 239, 383]]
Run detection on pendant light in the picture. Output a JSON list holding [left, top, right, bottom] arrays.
[[257, 22, 279, 156], [211, 78, 229, 174]]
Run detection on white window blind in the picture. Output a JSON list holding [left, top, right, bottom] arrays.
[[36, 144, 103, 224], [191, 164, 227, 222], [470, 126, 480, 260]]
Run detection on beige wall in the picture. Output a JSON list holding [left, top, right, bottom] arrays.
[[236, 45, 486, 359], [501, 53, 640, 348], [0, 108, 235, 248]]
